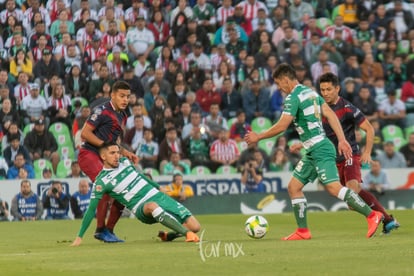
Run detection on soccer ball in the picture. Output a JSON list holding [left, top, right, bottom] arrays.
[[244, 215, 269, 239]]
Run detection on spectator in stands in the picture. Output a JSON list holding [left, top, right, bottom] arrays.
[[202, 103, 228, 138], [70, 179, 91, 219], [240, 156, 265, 193], [167, 81, 187, 117], [400, 132, 414, 167], [353, 84, 379, 122], [125, 103, 151, 130], [6, 153, 35, 179], [3, 133, 31, 167], [378, 89, 406, 129], [195, 77, 222, 116], [182, 110, 210, 140], [20, 83, 49, 127], [184, 124, 211, 169], [33, 48, 62, 89], [360, 53, 384, 86], [310, 49, 338, 85], [243, 78, 271, 122], [386, 0, 414, 38], [124, 115, 145, 153], [159, 127, 190, 172], [67, 160, 86, 178], [13, 72, 31, 107], [386, 55, 407, 89], [0, 98, 19, 134], [0, 196, 9, 221], [10, 49, 33, 79], [162, 151, 191, 175], [229, 110, 251, 143], [126, 15, 155, 63], [220, 78, 243, 120], [47, 83, 72, 128], [209, 128, 239, 171], [2, 122, 23, 151], [362, 159, 390, 197], [43, 180, 70, 220], [65, 63, 89, 99], [149, 96, 168, 143], [176, 102, 192, 132], [162, 173, 194, 202], [121, 65, 145, 99], [339, 54, 363, 85], [23, 119, 60, 173], [377, 140, 407, 169], [10, 180, 43, 221], [324, 15, 354, 44], [238, 141, 269, 169], [269, 148, 292, 172], [88, 64, 114, 102], [135, 128, 159, 169]]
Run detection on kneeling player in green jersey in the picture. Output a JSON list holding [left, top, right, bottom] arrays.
[[71, 142, 200, 246], [245, 64, 383, 240]]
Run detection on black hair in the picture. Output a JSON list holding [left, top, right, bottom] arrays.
[[272, 63, 297, 80], [318, 72, 340, 87], [112, 80, 131, 92]]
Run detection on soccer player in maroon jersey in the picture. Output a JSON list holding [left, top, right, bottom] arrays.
[[318, 73, 399, 234], [78, 80, 139, 242]]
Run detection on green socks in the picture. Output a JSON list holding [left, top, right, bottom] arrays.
[[152, 207, 188, 235], [292, 198, 308, 229], [338, 187, 372, 216]]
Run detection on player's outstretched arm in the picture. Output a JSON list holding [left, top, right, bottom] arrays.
[[245, 114, 293, 144], [321, 103, 352, 160], [70, 198, 99, 247]]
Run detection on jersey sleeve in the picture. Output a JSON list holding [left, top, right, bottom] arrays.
[[86, 106, 106, 129], [76, 181, 105, 238], [352, 104, 367, 127], [282, 94, 299, 117]]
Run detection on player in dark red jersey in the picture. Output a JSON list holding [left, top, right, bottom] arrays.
[[78, 80, 139, 242], [318, 73, 399, 234]]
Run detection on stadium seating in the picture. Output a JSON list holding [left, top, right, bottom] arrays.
[[237, 141, 249, 153], [316, 17, 333, 29], [56, 159, 73, 178], [49, 122, 76, 159], [258, 138, 275, 156], [216, 165, 237, 174], [227, 117, 237, 129], [191, 166, 211, 175], [381, 124, 406, 150], [23, 123, 34, 136], [143, 167, 160, 177], [405, 125, 414, 140], [33, 159, 54, 179], [251, 117, 272, 133], [58, 145, 76, 160], [71, 97, 89, 108], [49, 122, 72, 138]]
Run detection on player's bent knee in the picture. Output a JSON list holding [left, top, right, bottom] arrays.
[[184, 216, 201, 232], [143, 202, 159, 214]]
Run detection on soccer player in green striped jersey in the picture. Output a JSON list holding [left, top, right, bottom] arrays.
[[245, 63, 384, 240], [71, 142, 200, 246]]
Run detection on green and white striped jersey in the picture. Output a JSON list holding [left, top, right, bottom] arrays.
[[282, 84, 326, 149]]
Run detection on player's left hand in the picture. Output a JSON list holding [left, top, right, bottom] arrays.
[[244, 131, 259, 145], [124, 151, 140, 165], [360, 152, 372, 164], [70, 237, 82, 247], [338, 140, 352, 160]]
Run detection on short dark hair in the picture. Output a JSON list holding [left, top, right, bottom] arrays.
[[318, 72, 340, 87], [99, 141, 119, 154], [112, 80, 130, 92], [273, 63, 297, 80]]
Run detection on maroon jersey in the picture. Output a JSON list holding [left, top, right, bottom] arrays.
[[82, 101, 127, 154], [322, 97, 366, 162]]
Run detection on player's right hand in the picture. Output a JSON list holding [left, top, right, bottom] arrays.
[[338, 140, 352, 160], [70, 237, 82, 247]]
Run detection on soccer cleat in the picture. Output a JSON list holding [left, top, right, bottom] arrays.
[[366, 211, 384, 238], [383, 215, 400, 234], [158, 231, 169, 242], [94, 228, 124, 243], [107, 231, 125, 243], [185, 231, 200, 242], [282, 230, 312, 241]]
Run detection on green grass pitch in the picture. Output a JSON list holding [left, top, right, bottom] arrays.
[[1, 210, 413, 276]]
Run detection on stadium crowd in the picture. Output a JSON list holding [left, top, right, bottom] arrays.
[[0, 0, 414, 182]]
